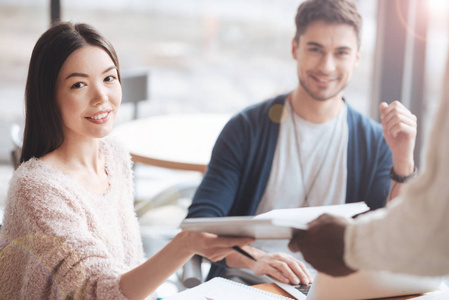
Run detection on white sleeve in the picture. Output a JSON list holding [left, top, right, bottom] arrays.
[[344, 87, 449, 277], [344, 191, 449, 276]]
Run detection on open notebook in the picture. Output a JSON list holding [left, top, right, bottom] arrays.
[[164, 277, 291, 300]]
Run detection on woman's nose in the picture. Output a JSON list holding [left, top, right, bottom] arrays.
[[91, 85, 108, 106]]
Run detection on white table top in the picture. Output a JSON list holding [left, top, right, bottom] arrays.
[[111, 113, 231, 173]]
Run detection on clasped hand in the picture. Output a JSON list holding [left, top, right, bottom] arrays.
[[380, 101, 417, 171]]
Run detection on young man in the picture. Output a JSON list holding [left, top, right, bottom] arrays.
[[187, 0, 417, 285]]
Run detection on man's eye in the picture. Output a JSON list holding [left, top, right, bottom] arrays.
[[309, 48, 324, 55], [71, 82, 85, 89]]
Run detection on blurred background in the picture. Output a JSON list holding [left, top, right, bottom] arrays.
[[1, 0, 448, 296]]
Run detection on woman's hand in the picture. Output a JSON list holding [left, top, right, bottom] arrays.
[[249, 251, 313, 285], [120, 230, 252, 299], [176, 230, 254, 262]]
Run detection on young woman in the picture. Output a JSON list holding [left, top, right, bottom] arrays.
[[0, 22, 252, 300]]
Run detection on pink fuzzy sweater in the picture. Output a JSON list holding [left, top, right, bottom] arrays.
[[0, 139, 153, 299]]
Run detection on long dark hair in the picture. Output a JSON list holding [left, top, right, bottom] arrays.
[[20, 22, 121, 163]]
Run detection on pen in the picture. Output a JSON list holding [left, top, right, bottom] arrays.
[[351, 209, 370, 219], [232, 246, 257, 261]]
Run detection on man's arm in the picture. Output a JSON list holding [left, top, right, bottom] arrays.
[[187, 115, 247, 218], [379, 101, 417, 202], [186, 107, 313, 284]]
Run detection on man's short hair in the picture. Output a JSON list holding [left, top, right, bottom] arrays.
[[294, 0, 362, 48]]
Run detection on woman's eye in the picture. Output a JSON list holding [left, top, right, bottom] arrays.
[[71, 82, 85, 89], [104, 76, 115, 82]]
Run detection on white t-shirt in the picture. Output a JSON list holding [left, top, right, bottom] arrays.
[[252, 100, 348, 260]]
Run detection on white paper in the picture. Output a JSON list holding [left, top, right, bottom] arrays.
[[255, 202, 369, 229]]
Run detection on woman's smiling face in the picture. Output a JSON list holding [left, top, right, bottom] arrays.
[[55, 45, 122, 141]]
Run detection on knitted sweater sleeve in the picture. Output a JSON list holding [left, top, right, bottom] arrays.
[[0, 170, 130, 300]]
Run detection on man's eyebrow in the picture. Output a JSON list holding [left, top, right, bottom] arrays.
[[336, 46, 352, 52], [65, 65, 117, 80], [306, 42, 324, 48], [306, 42, 353, 52]]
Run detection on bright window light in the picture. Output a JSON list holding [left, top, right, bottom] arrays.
[[427, 0, 449, 18]]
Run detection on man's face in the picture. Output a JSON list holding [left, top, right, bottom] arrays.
[[292, 20, 360, 102]]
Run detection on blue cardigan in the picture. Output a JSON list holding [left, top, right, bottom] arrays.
[[187, 94, 392, 278]]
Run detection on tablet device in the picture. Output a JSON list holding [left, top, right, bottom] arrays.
[[180, 202, 369, 239], [180, 216, 305, 239]]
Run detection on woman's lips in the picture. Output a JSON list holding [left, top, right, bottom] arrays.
[[85, 111, 111, 124]]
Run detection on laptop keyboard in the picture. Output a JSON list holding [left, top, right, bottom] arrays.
[[294, 283, 312, 295]]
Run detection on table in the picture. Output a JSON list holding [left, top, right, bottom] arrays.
[[112, 113, 231, 173], [254, 283, 428, 300]]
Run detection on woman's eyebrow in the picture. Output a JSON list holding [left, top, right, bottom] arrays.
[[65, 65, 117, 80], [102, 65, 117, 74], [65, 72, 88, 80]]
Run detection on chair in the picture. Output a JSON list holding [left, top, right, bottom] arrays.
[[181, 255, 206, 288], [120, 68, 150, 120], [10, 123, 22, 170], [134, 180, 200, 218]]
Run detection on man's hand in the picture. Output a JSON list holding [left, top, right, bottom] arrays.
[[249, 251, 313, 285], [380, 101, 417, 176], [288, 214, 356, 277], [225, 246, 313, 285]]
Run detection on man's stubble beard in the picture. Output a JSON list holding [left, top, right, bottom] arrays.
[[298, 76, 347, 102]]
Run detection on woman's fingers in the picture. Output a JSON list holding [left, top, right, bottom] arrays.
[[183, 231, 254, 261], [182, 230, 314, 284]]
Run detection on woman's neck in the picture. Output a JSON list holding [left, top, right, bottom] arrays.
[[41, 137, 110, 195], [42, 137, 103, 175]]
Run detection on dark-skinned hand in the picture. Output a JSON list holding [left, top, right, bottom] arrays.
[[288, 213, 357, 277]]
